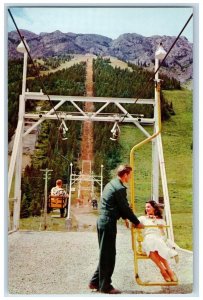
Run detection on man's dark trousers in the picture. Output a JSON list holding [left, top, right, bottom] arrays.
[[90, 215, 117, 292]]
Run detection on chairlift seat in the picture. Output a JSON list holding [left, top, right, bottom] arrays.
[[132, 227, 178, 286], [48, 195, 67, 209]]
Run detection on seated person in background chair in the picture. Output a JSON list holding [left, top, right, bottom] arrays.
[[91, 199, 98, 209], [51, 179, 69, 217], [138, 200, 178, 282]]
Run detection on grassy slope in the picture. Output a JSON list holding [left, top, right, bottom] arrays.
[[119, 89, 193, 250]]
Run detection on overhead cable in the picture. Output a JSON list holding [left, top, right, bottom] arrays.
[[8, 8, 61, 123], [154, 13, 193, 78], [134, 13, 193, 104], [118, 13, 193, 125], [8, 8, 70, 167]]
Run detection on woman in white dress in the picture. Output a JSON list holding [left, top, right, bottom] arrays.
[[138, 200, 178, 282]]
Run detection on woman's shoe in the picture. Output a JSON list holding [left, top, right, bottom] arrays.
[[167, 269, 178, 282], [160, 270, 171, 282]]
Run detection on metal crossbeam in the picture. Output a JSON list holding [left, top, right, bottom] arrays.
[[23, 92, 155, 138], [25, 92, 155, 105], [24, 113, 154, 123], [23, 99, 67, 137]]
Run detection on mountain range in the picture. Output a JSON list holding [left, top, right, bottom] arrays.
[[8, 30, 193, 83]]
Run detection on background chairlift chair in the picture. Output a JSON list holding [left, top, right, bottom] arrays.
[[48, 195, 68, 218], [91, 199, 98, 209]]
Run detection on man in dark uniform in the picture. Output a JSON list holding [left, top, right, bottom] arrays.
[[88, 164, 144, 294]]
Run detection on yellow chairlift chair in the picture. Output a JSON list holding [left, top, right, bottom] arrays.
[[131, 225, 178, 286], [129, 81, 178, 286]]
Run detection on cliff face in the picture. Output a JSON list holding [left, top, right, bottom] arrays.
[[8, 30, 193, 82]]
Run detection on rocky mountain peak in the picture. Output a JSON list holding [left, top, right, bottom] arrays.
[[8, 30, 193, 83]]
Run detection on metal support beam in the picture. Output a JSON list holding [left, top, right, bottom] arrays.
[[8, 120, 23, 197], [25, 93, 155, 105], [157, 134, 174, 241], [91, 102, 110, 117], [13, 137, 23, 230], [114, 102, 151, 138], [24, 113, 154, 124], [9, 40, 28, 230], [70, 100, 87, 116], [23, 99, 67, 137], [22, 52, 28, 94], [13, 93, 25, 230], [152, 137, 159, 202], [152, 81, 160, 202]]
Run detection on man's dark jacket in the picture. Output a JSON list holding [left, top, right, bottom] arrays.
[[100, 177, 140, 225]]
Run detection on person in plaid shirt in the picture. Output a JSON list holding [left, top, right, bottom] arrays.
[[51, 179, 69, 217]]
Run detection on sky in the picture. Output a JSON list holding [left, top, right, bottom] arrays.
[[7, 6, 193, 42]]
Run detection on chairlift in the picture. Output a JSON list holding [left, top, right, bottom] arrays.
[[59, 119, 68, 140], [132, 225, 179, 286], [110, 121, 120, 141]]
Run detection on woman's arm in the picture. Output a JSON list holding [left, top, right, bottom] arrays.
[[157, 219, 167, 238]]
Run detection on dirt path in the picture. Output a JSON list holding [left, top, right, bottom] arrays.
[[79, 56, 95, 202], [71, 205, 98, 231], [81, 56, 94, 164]]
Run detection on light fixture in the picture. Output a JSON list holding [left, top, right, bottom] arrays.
[[16, 37, 30, 54], [110, 121, 120, 141], [59, 119, 68, 140], [155, 42, 167, 60]]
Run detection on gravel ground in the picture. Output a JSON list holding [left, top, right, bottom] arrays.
[[8, 224, 193, 296]]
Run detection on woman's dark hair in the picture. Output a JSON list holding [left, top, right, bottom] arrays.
[[145, 200, 163, 219]]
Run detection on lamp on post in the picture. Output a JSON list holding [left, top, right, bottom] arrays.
[[155, 42, 167, 81], [16, 38, 30, 95]]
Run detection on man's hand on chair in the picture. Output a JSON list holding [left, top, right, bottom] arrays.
[[133, 222, 144, 229]]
